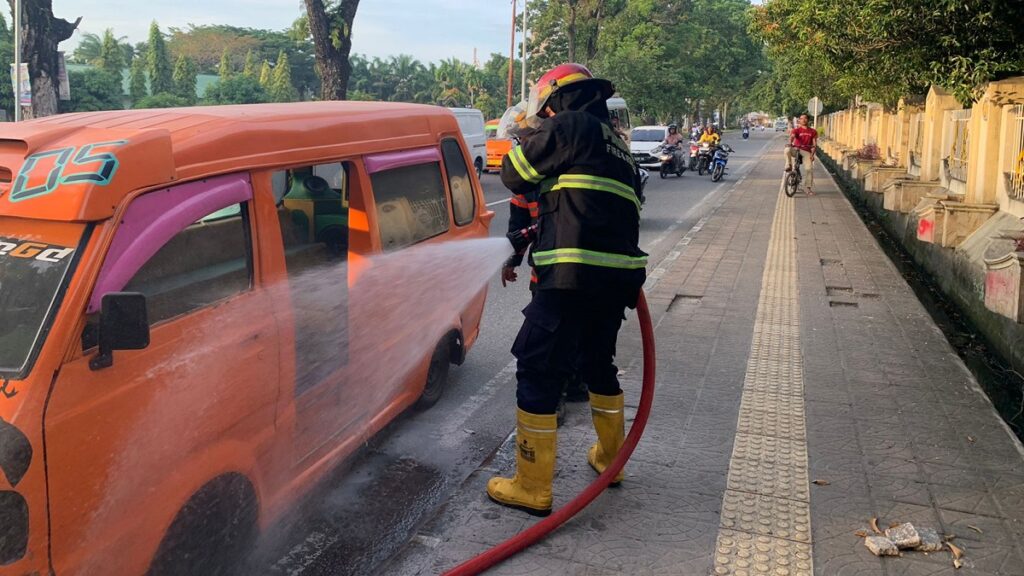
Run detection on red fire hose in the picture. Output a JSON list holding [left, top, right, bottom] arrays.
[[442, 290, 657, 576]]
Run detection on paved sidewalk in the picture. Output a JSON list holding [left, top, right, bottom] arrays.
[[383, 143, 1024, 575]]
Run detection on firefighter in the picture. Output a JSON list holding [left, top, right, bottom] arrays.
[[488, 63, 647, 516]]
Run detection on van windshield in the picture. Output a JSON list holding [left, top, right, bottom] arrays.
[[0, 218, 85, 378]]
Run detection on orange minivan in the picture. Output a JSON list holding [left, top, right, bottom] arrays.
[[484, 119, 512, 173], [0, 102, 493, 575]]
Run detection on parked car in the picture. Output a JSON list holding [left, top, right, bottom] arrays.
[[448, 107, 487, 176], [630, 125, 669, 169], [0, 102, 494, 575]]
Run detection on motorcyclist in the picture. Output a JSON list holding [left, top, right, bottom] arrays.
[[663, 124, 685, 146], [489, 63, 646, 516], [698, 125, 721, 146]]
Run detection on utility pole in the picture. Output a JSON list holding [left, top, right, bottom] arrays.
[[13, 0, 21, 121], [520, 1, 528, 103], [507, 0, 516, 107]]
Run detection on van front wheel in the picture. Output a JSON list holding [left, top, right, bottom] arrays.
[[148, 475, 258, 576], [415, 338, 452, 410]]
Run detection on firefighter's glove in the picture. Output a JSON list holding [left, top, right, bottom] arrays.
[[506, 224, 537, 254]]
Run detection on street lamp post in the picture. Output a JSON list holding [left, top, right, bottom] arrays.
[[520, 2, 528, 103], [13, 0, 21, 121]]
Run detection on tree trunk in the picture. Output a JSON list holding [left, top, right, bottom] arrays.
[[584, 1, 603, 66], [10, 0, 80, 117], [304, 0, 360, 100]]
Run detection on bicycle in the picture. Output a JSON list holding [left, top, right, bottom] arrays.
[[784, 151, 803, 197]]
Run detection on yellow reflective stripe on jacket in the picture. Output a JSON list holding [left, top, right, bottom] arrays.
[[532, 248, 648, 270], [509, 146, 543, 183], [550, 174, 640, 210]]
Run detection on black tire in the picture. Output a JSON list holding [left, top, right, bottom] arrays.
[[659, 165, 668, 179], [149, 475, 258, 576], [785, 172, 800, 197], [474, 158, 483, 178], [415, 338, 451, 410], [698, 160, 706, 176], [712, 164, 724, 182], [689, 157, 698, 171]]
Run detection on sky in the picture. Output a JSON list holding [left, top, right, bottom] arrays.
[[52, 0, 515, 64]]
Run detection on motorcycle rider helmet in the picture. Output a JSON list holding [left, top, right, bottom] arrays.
[[668, 123, 678, 133], [526, 63, 614, 123]]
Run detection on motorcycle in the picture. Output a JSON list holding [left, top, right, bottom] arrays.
[[688, 140, 700, 171], [655, 143, 685, 178], [742, 126, 750, 140], [710, 144, 734, 182], [696, 142, 714, 176]]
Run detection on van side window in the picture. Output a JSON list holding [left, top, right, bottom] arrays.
[[124, 203, 252, 324], [274, 162, 350, 274], [370, 162, 450, 251], [271, 162, 350, 396], [441, 139, 476, 226]]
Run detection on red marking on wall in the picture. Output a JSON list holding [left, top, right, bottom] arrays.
[[917, 218, 934, 242]]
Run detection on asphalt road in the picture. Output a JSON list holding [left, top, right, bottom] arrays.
[[252, 130, 781, 576]]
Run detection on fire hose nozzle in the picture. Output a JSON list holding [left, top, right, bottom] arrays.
[[507, 224, 538, 254]]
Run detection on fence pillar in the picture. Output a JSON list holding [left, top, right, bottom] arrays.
[[967, 78, 1024, 205], [922, 86, 960, 182]]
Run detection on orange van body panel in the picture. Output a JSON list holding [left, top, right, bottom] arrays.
[[0, 102, 491, 575], [485, 138, 513, 172]]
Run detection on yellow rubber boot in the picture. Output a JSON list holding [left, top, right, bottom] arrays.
[[587, 391, 625, 486], [487, 409, 557, 517]]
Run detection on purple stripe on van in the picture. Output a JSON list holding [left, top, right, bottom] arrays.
[[363, 147, 440, 174], [88, 173, 253, 314]]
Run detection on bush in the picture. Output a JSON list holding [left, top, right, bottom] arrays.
[[204, 76, 268, 105], [134, 93, 192, 109], [59, 69, 124, 113]]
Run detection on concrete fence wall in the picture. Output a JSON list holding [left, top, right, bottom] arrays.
[[816, 77, 1024, 373]]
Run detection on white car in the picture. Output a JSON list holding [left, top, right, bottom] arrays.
[[630, 125, 669, 169]]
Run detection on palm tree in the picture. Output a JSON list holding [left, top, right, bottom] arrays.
[[72, 32, 103, 64]]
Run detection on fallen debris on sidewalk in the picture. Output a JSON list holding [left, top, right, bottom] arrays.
[[857, 520, 967, 569]]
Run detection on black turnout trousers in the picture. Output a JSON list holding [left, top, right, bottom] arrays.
[[512, 289, 627, 414]]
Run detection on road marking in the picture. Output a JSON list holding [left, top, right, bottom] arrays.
[[711, 181, 813, 576], [486, 198, 510, 207], [436, 359, 518, 448]]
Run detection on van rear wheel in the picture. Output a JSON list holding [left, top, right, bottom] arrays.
[[415, 338, 452, 410], [475, 158, 483, 178]]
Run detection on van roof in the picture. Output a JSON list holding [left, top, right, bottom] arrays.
[[0, 102, 460, 222]]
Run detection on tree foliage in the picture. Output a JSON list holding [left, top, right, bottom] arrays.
[[173, 55, 198, 104], [129, 56, 149, 105], [134, 92, 190, 109], [0, 12, 13, 119], [146, 21, 174, 95], [218, 48, 233, 79], [59, 69, 123, 113], [97, 29, 128, 74], [270, 51, 299, 102], [204, 75, 269, 105], [750, 0, 1024, 107]]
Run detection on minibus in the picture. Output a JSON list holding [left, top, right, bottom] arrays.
[[0, 102, 492, 575]]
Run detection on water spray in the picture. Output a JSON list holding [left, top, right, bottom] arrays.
[[442, 290, 657, 576]]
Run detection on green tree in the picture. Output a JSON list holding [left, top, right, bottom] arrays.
[[242, 49, 257, 78], [204, 75, 269, 104], [97, 29, 126, 74], [259, 60, 273, 88], [59, 69, 123, 112], [129, 56, 149, 105], [751, 0, 1024, 106], [270, 51, 299, 102], [303, 0, 361, 99], [71, 31, 103, 64], [172, 55, 198, 104], [134, 93, 190, 109], [218, 47, 233, 79], [146, 21, 174, 95]]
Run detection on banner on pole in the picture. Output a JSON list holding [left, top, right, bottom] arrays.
[[57, 52, 70, 100], [10, 62, 30, 107]]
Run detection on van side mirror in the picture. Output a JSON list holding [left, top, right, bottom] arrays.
[[89, 293, 150, 371]]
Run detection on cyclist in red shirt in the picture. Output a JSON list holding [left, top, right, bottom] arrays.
[[785, 113, 818, 195]]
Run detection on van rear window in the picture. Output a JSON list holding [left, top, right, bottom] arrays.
[[0, 219, 86, 378]]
